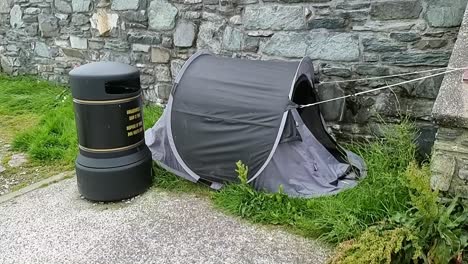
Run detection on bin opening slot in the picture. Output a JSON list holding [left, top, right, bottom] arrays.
[[105, 78, 141, 94]]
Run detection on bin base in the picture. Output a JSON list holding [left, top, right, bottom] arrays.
[[76, 149, 153, 202]]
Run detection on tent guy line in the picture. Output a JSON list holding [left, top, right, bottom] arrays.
[[299, 66, 468, 109], [320, 66, 464, 84]]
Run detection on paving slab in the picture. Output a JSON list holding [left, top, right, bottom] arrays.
[[0, 178, 331, 264]]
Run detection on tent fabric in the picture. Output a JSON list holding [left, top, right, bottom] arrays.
[[145, 51, 367, 197]]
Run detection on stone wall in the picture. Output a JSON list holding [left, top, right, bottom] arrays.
[[0, 0, 466, 148]]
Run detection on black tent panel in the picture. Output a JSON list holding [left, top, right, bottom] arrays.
[[171, 53, 300, 182], [146, 51, 367, 197]]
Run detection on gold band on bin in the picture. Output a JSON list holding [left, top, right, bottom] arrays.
[[79, 139, 145, 153], [73, 93, 142, 105]]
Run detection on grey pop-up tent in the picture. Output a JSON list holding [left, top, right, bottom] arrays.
[[145, 51, 367, 197]]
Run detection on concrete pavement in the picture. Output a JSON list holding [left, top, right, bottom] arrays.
[[0, 178, 331, 264]]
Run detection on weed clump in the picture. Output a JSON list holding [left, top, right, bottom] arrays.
[[330, 164, 468, 264]]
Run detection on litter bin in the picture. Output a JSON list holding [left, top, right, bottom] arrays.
[[69, 62, 153, 201]]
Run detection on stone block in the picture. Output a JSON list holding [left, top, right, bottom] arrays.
[[336, 2, 370, 10], [88, 39, 104, 50], [243, 5, 305, 30], [355, 65, 390, 76], [307, 34, 359, 62], [62, 48, 87, 59], [55, 39, 70, 48], [174, 21, 196, 48], [151, 47, 170, 63], [38, 14, 59, 37], [229, 15, 241, 25], [317, 83, 345, 122], [71, 14, 89, 25], [90, 9, 119, 36], [244, 36, 259, 53], [321, 65, 352, 78], [414, 39, 448, 50], [55, 13, 69, 21], [143, 88, 158, 103], [121, 11, 147, 23], [131, 52, 151, 64], [435, 128, 463, 141], [431, 153, 457, 191], [263, 32, 359, 61], [362, 37, 406, 52], [459, 169, 468, 181], [401, 98, 435, 120], [155, 64, 171, 82], [197, 21, 224, 53], [24, 8, 40, 15], [170, 59, 185, 79], [407, 75, 443, 99], [72, 0, 91, 12], [54, 0, 72, 13], [132, 44, 150, 52], [35, 42, 50, 57], [425, 0, 468, 28], [381, 52, 450, 66], [182, 11, 201, 20], [25, 23, 39, 36], [0, 0, 13, 14], [10, 5, 23, 28], [362, 54, 379, 62], [139, 74, 154, 86], [222, 26, 243, 51], [390, 32, 421, 42], [263, 32, 308, 58], [162, 36, 173, 48], [148, 0, 178, 31], [370, 0, 422, 20], [0, 55, 16, 74], [353, 21, 415, 32], [70, 36, 87, 49], [156, 83, 172, 101], [23, 14, 38, 23], [247, 31, 274, 37], [104, 40, 129, 51], [127, 31, 161, 45], [308, 17, 347, 30], [111, 0, 139, 11]]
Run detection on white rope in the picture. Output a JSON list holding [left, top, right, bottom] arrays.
[[299, 67, 468, 109], [320, 67, 452, 84]]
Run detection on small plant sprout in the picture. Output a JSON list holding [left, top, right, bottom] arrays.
[[235, 160, 249, 185]]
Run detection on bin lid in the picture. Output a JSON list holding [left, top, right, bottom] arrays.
[[69, 62, 141, 101]]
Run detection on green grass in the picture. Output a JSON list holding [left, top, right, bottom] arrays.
[[211, 122, 416, 244], [0, 75, 64, 115], [0, 74, 163, 166]]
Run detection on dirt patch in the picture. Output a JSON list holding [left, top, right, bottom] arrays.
[[0, 137, 71, 196]]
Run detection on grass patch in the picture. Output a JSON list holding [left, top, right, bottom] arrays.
[[144, 105, 164, 130], [0, 75, 64, 115], [13, 100, 78, 165], [0, 75, 163, 166], [212, 122, 416, 244]]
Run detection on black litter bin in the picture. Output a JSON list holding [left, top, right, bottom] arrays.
[[69, 62, 153, 202]]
